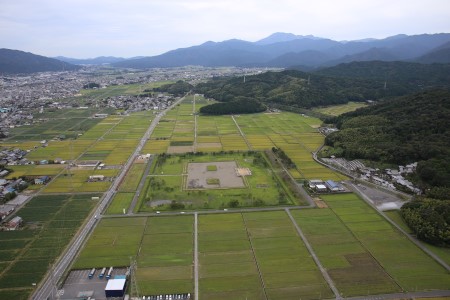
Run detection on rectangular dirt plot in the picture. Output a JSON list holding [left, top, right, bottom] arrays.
[[186, 161, 245, 189]]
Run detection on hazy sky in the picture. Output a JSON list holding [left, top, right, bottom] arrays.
[[1, 0, 449, 58]]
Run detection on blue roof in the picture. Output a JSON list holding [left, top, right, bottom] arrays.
[[325, 180, 339, 188]]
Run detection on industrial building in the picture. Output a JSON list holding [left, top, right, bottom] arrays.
[[105, 278, 126, 298]]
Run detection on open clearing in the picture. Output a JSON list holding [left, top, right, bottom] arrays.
[[186, 161, 245, 189], [313, 101, 368, 116]]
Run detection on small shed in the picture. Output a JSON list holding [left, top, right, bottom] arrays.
[[89, 175, 105, 181], [105, 278, 126, 298]]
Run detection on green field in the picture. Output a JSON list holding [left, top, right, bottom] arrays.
[[73, 216, 194, 295], [7, 89, 450, 300], [198, 213, 265, 299], [4, 108, 109, 142], [105, 193, 135, 215], [118, 163, 147, 192], [74, 217, 147, 268], [137, 216, 194, 295], [0, 194, 99, 300], [75, 201, 450, 299], [242, 211, 334, 300], [291, 193, 450, 296]]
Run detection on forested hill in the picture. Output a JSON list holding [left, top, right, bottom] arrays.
[[325, 89, 450, 189], [194, 62, 450, 109], [313, 61, 450, 83], [0, 49, 80, 74]]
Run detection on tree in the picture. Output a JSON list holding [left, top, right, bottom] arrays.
[[228, 200, 239, 208]]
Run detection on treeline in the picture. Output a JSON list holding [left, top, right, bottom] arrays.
[[314, 61, 450, 84], [83, 82, 100, 89], [153, 80, 193, 96], [199, 97, 266, 115], [401, 199, 450, 247], [272, 147, 296, 168], [325, 89, 450, 189]]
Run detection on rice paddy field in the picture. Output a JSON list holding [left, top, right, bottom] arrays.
[[105, 193, 135, 215], [198, 212, 334, 300], [3, 110, 153, 193], [73, 216, 194, 295], [4, 93, 450, 300], [74, 194, 450, 299], [0, 194, 99, 300], [143, 96, 344, 182], [291, 194, 450, 296], [4, 108, 112, 142]]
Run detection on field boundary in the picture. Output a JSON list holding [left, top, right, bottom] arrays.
[[285, 208, 342, 299]]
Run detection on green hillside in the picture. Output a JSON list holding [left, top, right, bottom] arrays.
[[195, 62, 450, 111], [325, 89, 450, 189]]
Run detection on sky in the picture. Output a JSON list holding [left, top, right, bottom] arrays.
[[1, 0, 449, 58]]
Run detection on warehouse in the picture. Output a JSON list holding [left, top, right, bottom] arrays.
[[325, 180, 341, 192], [105, 278, 126, 298]]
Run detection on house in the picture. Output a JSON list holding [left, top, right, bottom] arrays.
[[40, 160, 49, 165], [94, 113, 108, 118], [0, 170, 9, 177], [6, 216, 22, 230], [34, 176, 50, 185], [0, 205, 15, 220], [3, 187, 15, 195], [89, 175, 105, 181]]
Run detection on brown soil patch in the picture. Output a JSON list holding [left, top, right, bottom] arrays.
[[186, 161, 245, 189], [167, 146, 194, 153], [313, 197, 328, 208]]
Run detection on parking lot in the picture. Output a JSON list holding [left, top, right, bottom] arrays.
[[59, 268, 128, 300]]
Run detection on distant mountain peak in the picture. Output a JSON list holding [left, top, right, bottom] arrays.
[[255, 32, 324, 45]]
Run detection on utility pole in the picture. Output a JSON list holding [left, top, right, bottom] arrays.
[[129, 257, 140, 299]]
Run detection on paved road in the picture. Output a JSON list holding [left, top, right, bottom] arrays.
[[32, 97, 184, 300], [347, 289, 450, 300]]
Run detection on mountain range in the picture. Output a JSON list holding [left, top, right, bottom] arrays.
[[1, 33, 450, 74], [111, 32, 450, 69]]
